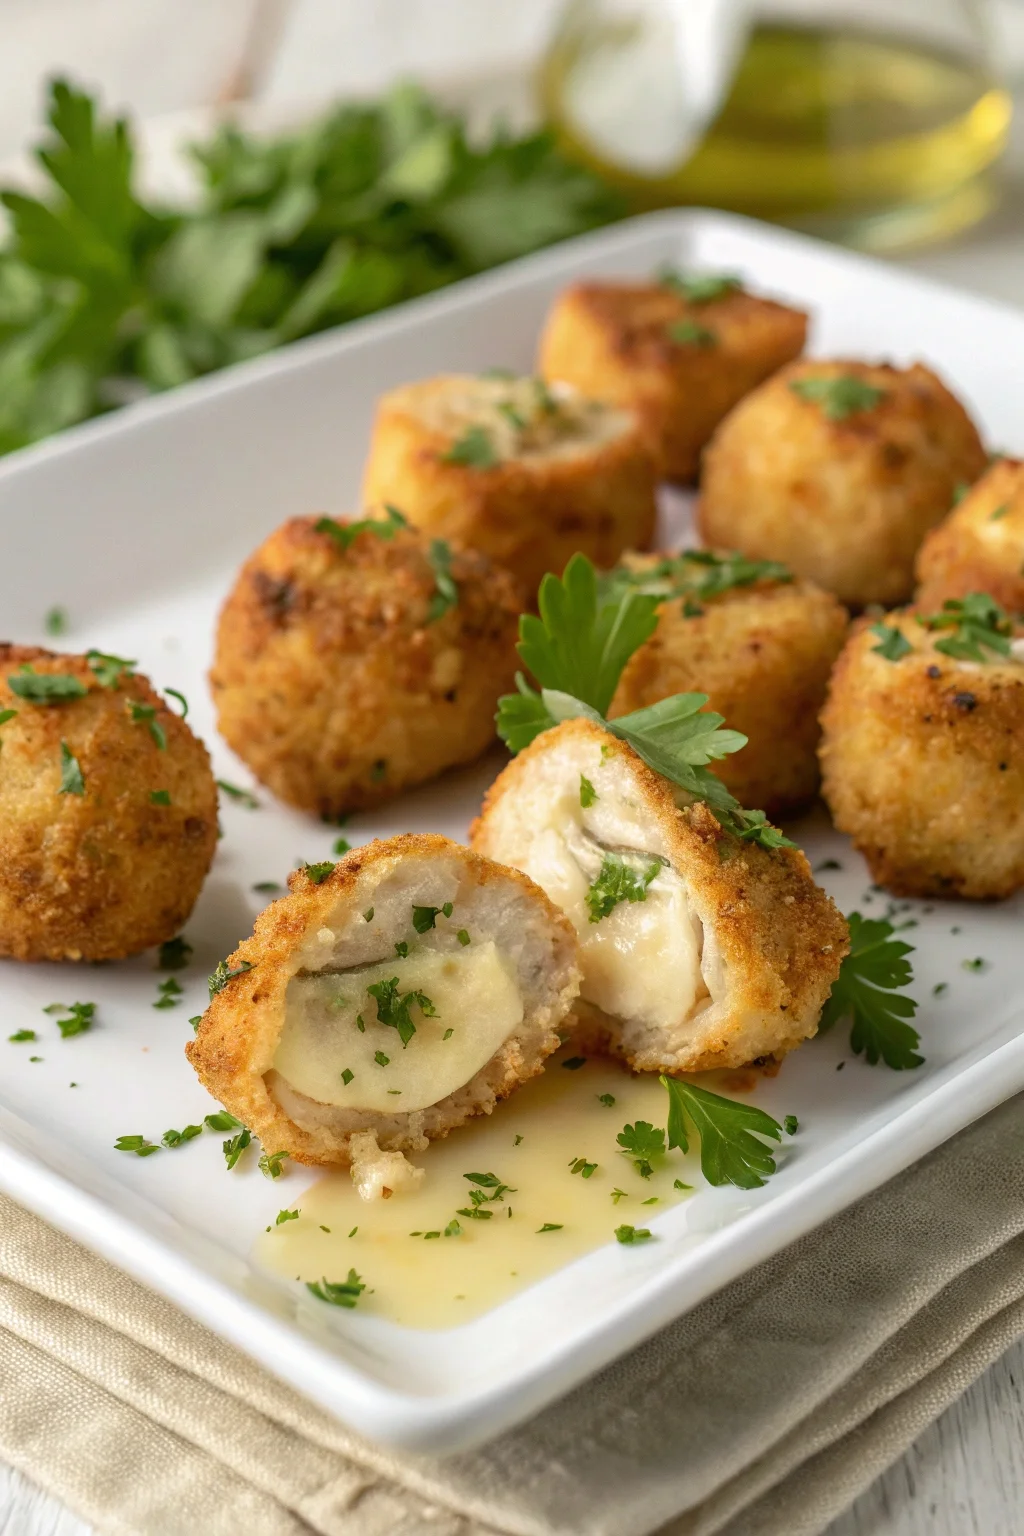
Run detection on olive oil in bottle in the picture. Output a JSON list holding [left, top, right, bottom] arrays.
[[540, 16, 1011, 249]]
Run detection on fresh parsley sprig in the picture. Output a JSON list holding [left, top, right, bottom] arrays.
[[662, 1077, 783, 1189], [819, 912, 922, 1069]]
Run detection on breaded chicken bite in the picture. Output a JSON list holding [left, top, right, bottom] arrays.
[[360, 373, 656, 597], [187, 834, 580, 1168], [471, 718, 846, 1074], [819, 597, 1024, 899], [915, 456, 1024, 615], [700, 360, 987, 608], [210, 511, 521, 817], [537, 270, 807, 482], [606, 551, 848, 817], [0, 645, 217, 962]]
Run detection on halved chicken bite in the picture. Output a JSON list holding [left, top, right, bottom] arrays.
[[471, 719, 847, 1074], [186, 834, 580, 1166]]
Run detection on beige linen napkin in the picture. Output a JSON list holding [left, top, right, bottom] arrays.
[[1, 1093, 1023, 1536]]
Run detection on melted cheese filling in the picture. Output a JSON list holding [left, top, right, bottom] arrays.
[[416, 375, 630, 463], [273, 943, 524, 1113], [516, 787, 706, 1029]]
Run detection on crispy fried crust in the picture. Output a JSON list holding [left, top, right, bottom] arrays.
[[0, 645, 217, 961], [471, 718, 847, 1073], [609, 560, 848, 817], [360, 375, 657, 598], [819, 613, 1024, 898], [209, 516, 522, 816], [537, 281, 808, 482], [186, 833, 581, 1166], [915, 456, 1024, 614], [700, 360, 987, 608]]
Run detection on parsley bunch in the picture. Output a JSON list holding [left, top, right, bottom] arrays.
[[496, 554, 794, 850], [0, 79, 621, 457], [820, 913, 922, 1070]]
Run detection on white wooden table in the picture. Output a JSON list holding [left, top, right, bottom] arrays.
[[2, 44, 1024, 1536]]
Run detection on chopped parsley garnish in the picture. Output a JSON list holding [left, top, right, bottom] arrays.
[[58, 741, 85, 796], [562, 1056, 587, 1071], [917, 592, 1012, 663], [820, 913, 922, 1069], [363, 907, 375, 923], [204, 1111, 243, 1132], [374, 1050, 390, 1066], [315, 504, 407, 551], [0, 708, 17, 730], [598, 1093, 615, 1107], [870, 623, 913, 662], [673, 1179, 692, 1191], [127, 700, 166, 749], [356, 1015, 365, 1032], [933, 982, 948, 997], [370, 760, 387, 783], [8, 667, 87, 703], [456, 1204, 493, 1220], [667, 318, 715, 347], [816, 859, 843, 873], [44, 606, 68, 635], [253, 881, 283, 894], [641, 1197, 658, 1205], [789, 375, 887, 421], [333, 837, 351, 855], [616, 1121, 665, 1179], [303, 860, 336, 885], [537, 1223, 564, 1233], [662, 1077, 784, 1188], [442, 424, 498, 469], [86, 650, 135, 688], [412, 901, 453, 933], [115, 1135, 160, 1157], [464, 1171, 506, 1188], [610, 1188, 627, 1203], [367, 976, 436, 1045], [443, 1028, 454, 1040], [615, 1225, 652, 1244], [394, 941, 409, 958], [657, 267, 741, 303], [569, 1157, 597, 1178], [585, 854, 662, 923], [158, 935, 192, 970], [602, 549, 793, 609], [222, 1127, 251, 1169], [306, 1271, 366, 1308], [444, 1219, 462, 1237], [496, 554, 792, 851], [259, 1149, 289, 1179], [216, 779, 260, 808], [579, 774, 597, 807], [497, 399, 526, 430], [784, 1115, 799, 1136], [150, 789, 171, 805], [990, 503, 1010, 521], [427, 538, 459, 622], [275, 1208, 298, 1225], [9, 1029, 36, 1042], [208, 958, 253, 997], [962, 956, 987, 973], [161, 1124, 202, 1148], [341, 1068, 354, 1085], [165, 688, 188, 718], [47, 1001, 94, 1038], [457, 929, 470, 946], [153, 977, 183, 1010]]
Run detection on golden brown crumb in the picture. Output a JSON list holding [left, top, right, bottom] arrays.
[[915, 456, 1024, 614]]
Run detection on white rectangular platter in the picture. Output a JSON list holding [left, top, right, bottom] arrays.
[[0, 209, 1022, 1454]]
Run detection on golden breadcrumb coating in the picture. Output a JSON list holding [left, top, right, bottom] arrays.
[[187, 834, 581, 1167], [471, 717, 847, 1074], [360, 373, 657, 598], [819, 612, 1024, 899], [915, 456, 1024, 615], [537, 279, 807, 481], [0, 645, 217, 962], [700, 359, 987, 608], [608, 554, 848, 817], [209, 515, 522, 817]]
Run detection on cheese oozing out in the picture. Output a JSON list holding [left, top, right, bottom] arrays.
[[273, 942, 524, 1113], [513, 773, 708, 1030]]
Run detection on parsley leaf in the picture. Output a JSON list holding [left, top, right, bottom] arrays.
[[58, 740, 85, 795], [666, 318, 715, 346], [616, 1120, 665, 1178], [161, 1124, 203, 1148], [585, 853, 662, 922], [412, 900, 453, 932], [48, 1001, 94, 1037], [599, 549, 792, 608], [661, 1076, 783, 1188], [367, 977, 436, 1045], [819, 912, 922, 1069], [302, 860, 336, 885], [579, 773, 597, 807], [442, 424, 498, 468], [86, 650, 135, 688], [204, 1111, 242, 1132], [8, 668, 86, 703], [208, 957, 253, 997], [789, 375, 887, 421], [306, 1270, 366, 1308], [259, 1149, 289, 1179], [45, 606, 68, 635], [115, 1135, 159, 1157], [426, 537, 458, 622], [216, 778, 260, 809], [615, 1224, 653, 1244], [158, 935, 192, 970], [657, 267, 741, 303], [917, 592, 1013, 663], [127, 700, 166, 749], [870, 622, 913, 662], [315, 503, 407, 551], [222, 1126, 251, 1169]]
